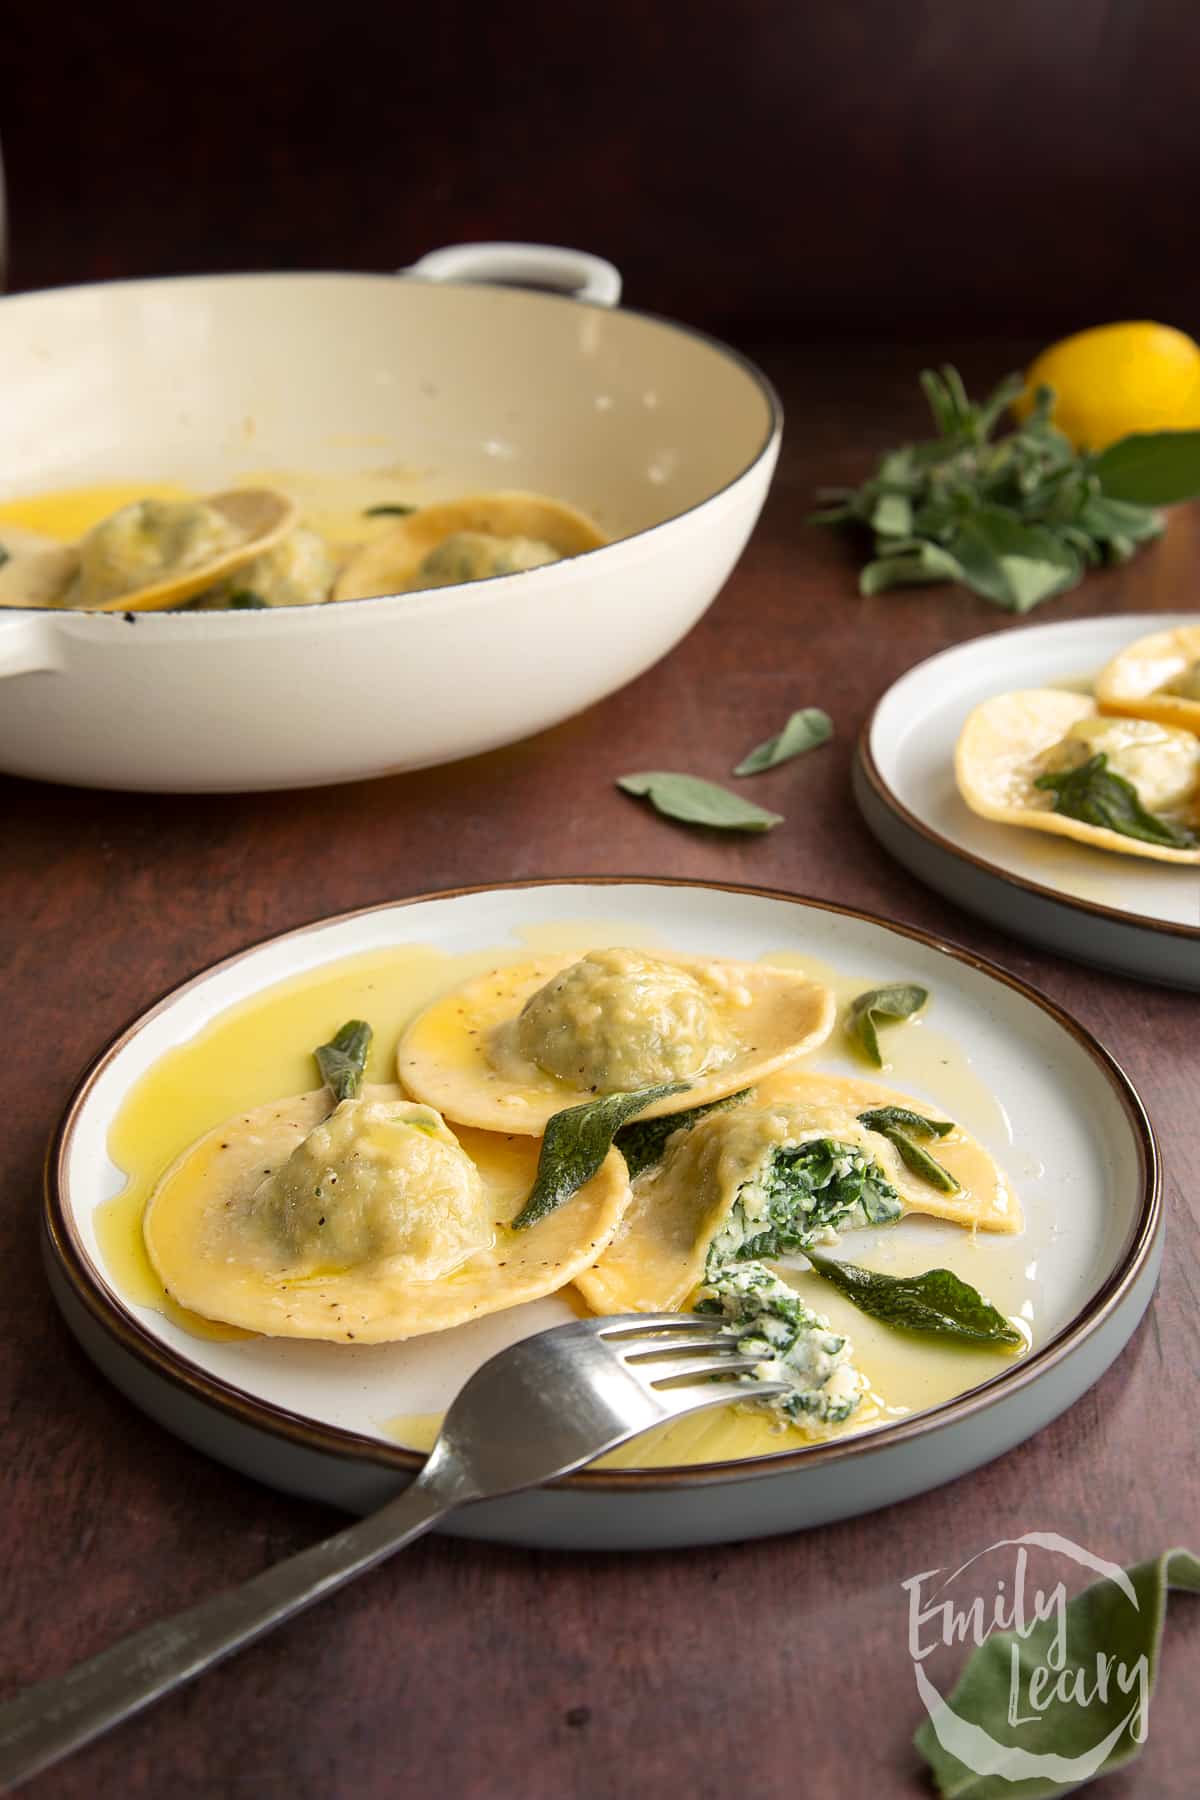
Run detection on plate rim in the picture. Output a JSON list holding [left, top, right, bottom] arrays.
[[44, 876, 1162, 1494], [858, 612, 1200, 943]]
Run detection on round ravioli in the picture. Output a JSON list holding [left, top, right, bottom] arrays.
[[955, 688, 1200, 863], [143, 1083, 629, 1342], [333, 490, 606, 601], [1094, 622, 1200, 734], [575, 1069, 1020, 1316], [397, 947, 837, 1135]]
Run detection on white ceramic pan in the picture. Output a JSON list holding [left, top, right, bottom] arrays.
[[0, 244, 780, 792]]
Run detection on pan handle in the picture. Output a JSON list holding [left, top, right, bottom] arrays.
[[0, 613, 59, 678], [403, 242, 621, 308]]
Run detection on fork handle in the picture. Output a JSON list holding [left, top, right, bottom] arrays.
[[0, 1478, 449, 1791]]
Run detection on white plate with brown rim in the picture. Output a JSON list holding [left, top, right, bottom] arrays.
[[43, 879, 1160, 1550], [854, 613, 1200, 989]]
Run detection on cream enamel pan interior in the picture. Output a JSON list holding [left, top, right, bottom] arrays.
[[0, 247, 779, 792], [44, 880, 1161, 1552]]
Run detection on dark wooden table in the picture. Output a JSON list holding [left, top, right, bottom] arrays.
[[2, 345, 1196, 1798]]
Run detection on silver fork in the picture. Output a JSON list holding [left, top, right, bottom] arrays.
[[0, 1313, 782, 1790]]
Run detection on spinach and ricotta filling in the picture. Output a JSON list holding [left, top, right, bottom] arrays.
[[698, 1133, 902, 1427], [696, 1261, 861, 1425]]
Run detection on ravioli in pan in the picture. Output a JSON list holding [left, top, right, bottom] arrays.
[[397, 946, 837, 1135], [955, 688, 1200, 862], [143, 1025, 628, 1343], [1094, 621, 1200, 736]]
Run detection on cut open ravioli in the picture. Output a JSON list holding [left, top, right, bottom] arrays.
[[955, 688, 1200, 864], [143, 1083, 628, 1342], [397, 947, 836, 1135], [1094, 622, 1200, 735], [575, 1069, 1019, 1316]]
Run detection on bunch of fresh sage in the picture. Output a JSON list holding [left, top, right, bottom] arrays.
[[812, 366, 1200, 610]]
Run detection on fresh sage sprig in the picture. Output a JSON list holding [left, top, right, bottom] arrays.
[[617, 772, 783, 833], [315, 1020, 373, 1103], [858, 1106, 960, 1194], [807, 1253, 1021, 1346], [363, 503, 416, 517], [512, 1082, 688, 1229], [812, 366, 1200, 610], [734, 707, 833, 775], [848, 984, 928, 1067], [1034, 752, 1198, 848], [615, 1089, 754, 1179], [914, 1547, 1200, 1798]]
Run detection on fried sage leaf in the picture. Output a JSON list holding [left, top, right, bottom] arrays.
[[734, 708, 833, 776], [512, 1082, 689, 1229], [0, 543, 9, 568], [363, 503, 417, 517], [857, 1105, 960, 1193], [1034, 752, 1198, 848], [807, 1253, 1021, 1345], [227, 589, 269, 610], [847, 984, 928, 1067], [315, 1019, 373, 1103], [617, 771, 783, 832], [615, 1088, 754, 1179]]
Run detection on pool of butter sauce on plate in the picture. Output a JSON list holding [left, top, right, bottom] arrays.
[[99, 923, 1036, 1469]]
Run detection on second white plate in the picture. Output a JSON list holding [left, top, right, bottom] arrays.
[[854, 613, 1200, 987]]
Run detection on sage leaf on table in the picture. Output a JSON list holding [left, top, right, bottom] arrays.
[[1035, 752, 1198, 849], [734, 707, 833, 775], [857, 1106, 960, 1193], [807, 1253, 1020, 1346], [512, 1082, 688, 1229], [914, 1547, 1200, 1798], [315, 1019, 373, 1103], [1091, 430, 1200, 505], [847, 983, 928, 1067], [362, 503, 417, 517], [615, 1088, 754, 1179], [812, 366, 1200, 611], [617, 771, 783, 832]]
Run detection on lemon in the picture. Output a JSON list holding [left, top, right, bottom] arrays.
[[1016, 321, 1200, 450]]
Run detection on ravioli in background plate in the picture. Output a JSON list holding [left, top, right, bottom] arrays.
[[397, 947, 836, 1134], [1094, 621, 1200, 735], [955, 688, 1200, 864], [143, 1083, 628, 1342], [576, 1069, 1020, 1317]]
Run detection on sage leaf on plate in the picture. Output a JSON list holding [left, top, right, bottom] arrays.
[[857, 1106, 959, 1192], [848, 984, 928, 1067], [807, 1254, 1020, 1345], [227, 589, 269, 610], [858, 1105, 959, 1190], [512, 1082, 689, 1229], [914, 1548, 1200, 1799], [363, 503, 417, 517], [617, 772, 783, 833], [315, 1019, 373, 1103], [1034, 752, 1198, 848], [734, 707, 833, 775], [1092, 429, 1200, 506], [0, 543, 9, 568], [615, 1088, 754, 1179]]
